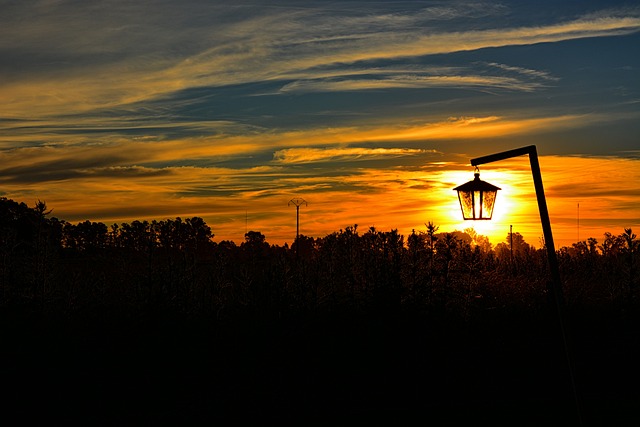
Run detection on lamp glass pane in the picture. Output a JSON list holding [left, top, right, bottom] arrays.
[[458, 191, 474, 219], [482, 190, 497, 219], [474, 191, 482, 219]]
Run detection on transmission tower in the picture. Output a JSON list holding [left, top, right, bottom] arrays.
[[288, 198, 307, 245]]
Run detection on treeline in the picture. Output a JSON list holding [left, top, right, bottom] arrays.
[[1, 197, 638, 325]]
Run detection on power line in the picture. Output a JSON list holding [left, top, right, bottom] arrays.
[[577, 202, 580, 243]]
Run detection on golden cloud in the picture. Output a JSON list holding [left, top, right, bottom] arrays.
[[272, 147, 433, 163]]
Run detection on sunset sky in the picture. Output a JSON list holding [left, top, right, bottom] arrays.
[[1, 0, 639, 249]]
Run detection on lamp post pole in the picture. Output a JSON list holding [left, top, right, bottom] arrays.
[[468, 144, 581, 424]]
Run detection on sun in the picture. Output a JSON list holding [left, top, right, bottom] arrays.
[[434, 167, 526, 245]]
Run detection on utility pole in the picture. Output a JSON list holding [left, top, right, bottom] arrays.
[[288, 198, 307, 255], [510, 224, 514, 264]]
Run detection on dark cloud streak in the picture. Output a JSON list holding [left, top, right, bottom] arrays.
[[0, 159, 170, 184]]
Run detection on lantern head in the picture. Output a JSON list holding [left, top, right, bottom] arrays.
[[454, 167, 501, 220]]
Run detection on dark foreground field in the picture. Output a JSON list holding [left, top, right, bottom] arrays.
[[3, 198, 638, 425], [3, 304, 639, 426]]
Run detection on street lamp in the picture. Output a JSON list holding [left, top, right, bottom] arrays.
[[453, 145, 560, 299], [454, 145, 581, 422], [454, 167, 501, 220]]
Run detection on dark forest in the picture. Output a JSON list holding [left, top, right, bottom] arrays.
[[2, 198, 639, 426]]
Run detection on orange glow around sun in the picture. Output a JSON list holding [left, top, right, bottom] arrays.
[[2, 152, 638, 250], [427, 165, 534, 247]]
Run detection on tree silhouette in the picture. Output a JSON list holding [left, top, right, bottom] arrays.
[[1, 195, 639, 339], [621, 228, 638, 298]]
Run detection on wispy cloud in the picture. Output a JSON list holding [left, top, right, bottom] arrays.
[[278, 73, 550, 94], [0, 112, 629, 186], [1, 3, 638, 119], [273, 147, 435, 164]]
